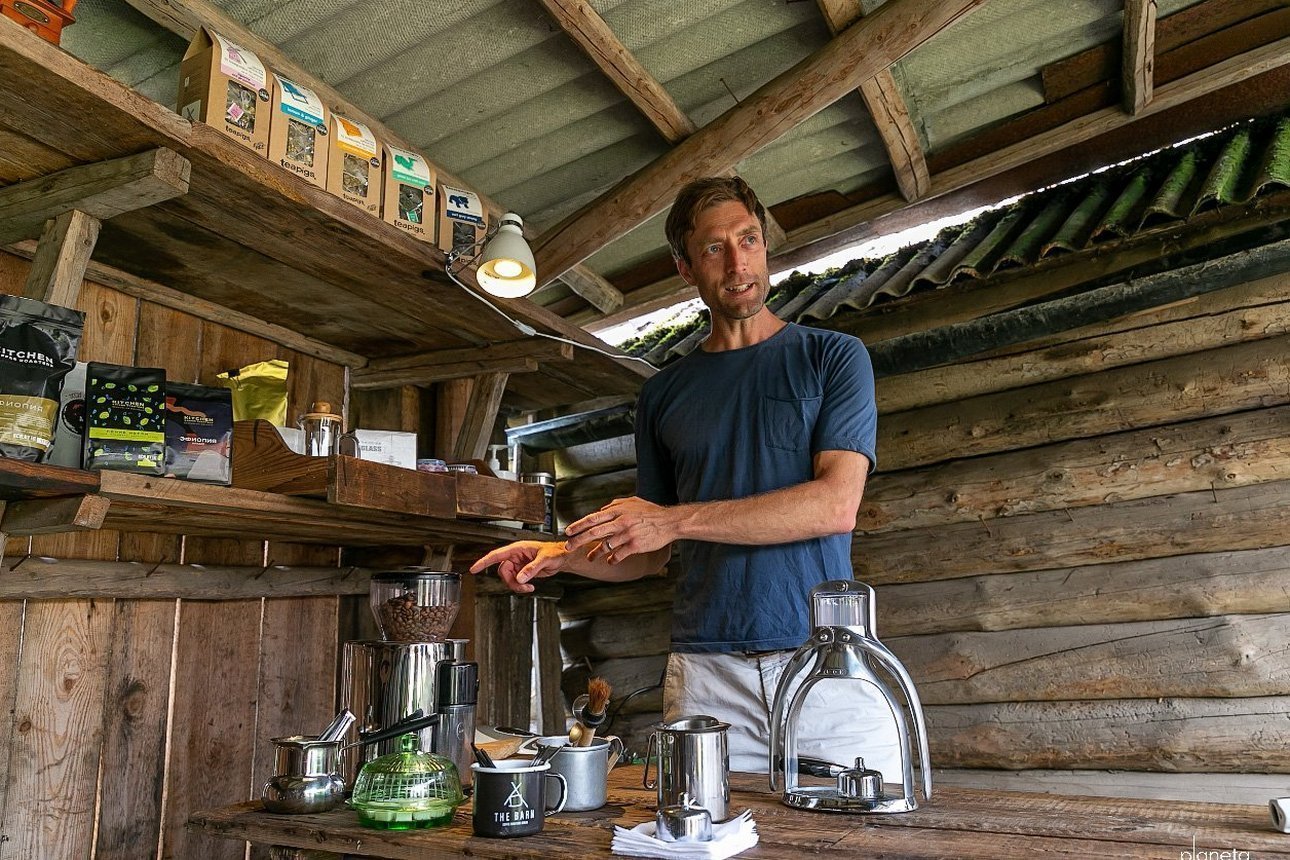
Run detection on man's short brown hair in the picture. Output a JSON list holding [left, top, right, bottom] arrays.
[[665, 177, 767, 264]]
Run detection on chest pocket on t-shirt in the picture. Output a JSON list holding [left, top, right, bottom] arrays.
[[761, 395, 821, 452]]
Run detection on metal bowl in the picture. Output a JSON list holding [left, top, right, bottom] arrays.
[[656, 800, 713, 842], [261, 773, 347, 814]]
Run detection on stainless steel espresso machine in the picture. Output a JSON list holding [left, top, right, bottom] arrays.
[[340, 568, 478, 787]]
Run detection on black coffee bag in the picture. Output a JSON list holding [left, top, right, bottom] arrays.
[[84, 363, 166, 475], [165, 381, 233, 484], [0, 294, 85, 461]]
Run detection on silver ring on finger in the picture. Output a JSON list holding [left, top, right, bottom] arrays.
[[605, 539, 614, 552]]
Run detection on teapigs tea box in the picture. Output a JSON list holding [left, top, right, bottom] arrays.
[[327, 113, 381, 214], [382, 144, 436, 243], [178, 27, 271, 155], [84, 363, 166, 476], [269, 73, 329, 188], [437, 183, 486, 255]]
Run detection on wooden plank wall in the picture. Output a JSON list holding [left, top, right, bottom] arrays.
[[0, 252, 344, 859], [554, 269, 1290, 798]]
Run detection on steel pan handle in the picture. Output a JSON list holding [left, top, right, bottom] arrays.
[[643, 730, 658, 789]]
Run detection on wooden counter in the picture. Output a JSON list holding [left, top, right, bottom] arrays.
[[189, 766, 1290, 859]]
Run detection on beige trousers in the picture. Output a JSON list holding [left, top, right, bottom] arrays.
[[663, 650, 904, 780]]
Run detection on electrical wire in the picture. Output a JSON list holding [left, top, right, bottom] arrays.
[[444, 248, 657, 369], [448, 248, 660, 371]]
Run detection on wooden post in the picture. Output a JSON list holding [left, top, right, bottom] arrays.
[[451, 372, 510, 463], [22, 209, 101, 307], [475, 592, 535, 729], [536, 596, 566, 734]]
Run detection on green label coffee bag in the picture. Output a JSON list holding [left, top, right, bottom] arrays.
[[84, 363, 166, 475], [0, 294, 85, 461]]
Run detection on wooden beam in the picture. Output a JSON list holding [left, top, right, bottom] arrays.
[[0, 147, 189, 246], [1123, 0, 1158, 114], [5, 245, 366, 367], [857, 479, 1290, 584], [575, 275, 694, 332], [533, 0, 788, 263], [531, 0, 985, 287], [816, 1, 930, 202], [781, 35, 1290, 267], [0, 495, 110, 535], [0, 556, 371, 599], [534, 0, 695, 143], [22, 209, 99, 307], [353, 340, 572, 389], [858, 69, 930, 201], [868, 235, 1290, 376], [557, 265, 624, 315], [929, 697, 1290, 772], [879, 546, 1290, 637], [452, 372, 510, 463]]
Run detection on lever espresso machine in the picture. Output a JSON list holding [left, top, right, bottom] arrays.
[[769, 579, 931, 813]]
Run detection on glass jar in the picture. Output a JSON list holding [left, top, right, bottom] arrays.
[[369, 568, 461, 642], [350, 732, 463, 830]]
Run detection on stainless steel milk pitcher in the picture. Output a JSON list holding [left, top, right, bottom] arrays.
[[643, 715, 730, 821]]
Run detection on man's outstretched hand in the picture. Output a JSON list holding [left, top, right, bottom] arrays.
[[469, 540, 569, 594]]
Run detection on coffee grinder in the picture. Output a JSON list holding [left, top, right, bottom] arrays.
[[341, 568, 478, 787]]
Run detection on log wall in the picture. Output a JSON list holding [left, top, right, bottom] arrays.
[[554, 268, 1290, 798]]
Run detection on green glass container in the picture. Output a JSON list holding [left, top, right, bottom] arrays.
[[350, 733, 463, 830]]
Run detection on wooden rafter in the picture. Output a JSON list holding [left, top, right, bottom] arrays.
[[0, 147, 189, 245], [22, 209, 100, 307], [352, 340, 574, 389], [817, 0, 930, 202], [531, 0, 983, 289], [580, 36, 1290, 325], [1123, 0, 1159, 114], [556, 265, 624, 315], [533, 0, 788, 258]]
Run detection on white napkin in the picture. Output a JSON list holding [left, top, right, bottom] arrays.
[[611, 809, 759, 860]]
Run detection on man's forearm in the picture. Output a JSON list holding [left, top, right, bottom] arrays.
[[667, 477, 858, 545], [559, 543, 670, 582]]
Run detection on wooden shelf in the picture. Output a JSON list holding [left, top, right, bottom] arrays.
[[230, 420, 545, 523], [0, 21, 649, 411], [0, 459, 535, 548]]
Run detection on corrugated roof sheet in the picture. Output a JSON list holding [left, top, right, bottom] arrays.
[[619, 111, 1290, 363]]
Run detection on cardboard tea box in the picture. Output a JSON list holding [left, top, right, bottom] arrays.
[[381, 144, 436, 243], [178, 27, 272, 155], [437, 183, 487, 255], [353, 429, 417, 470], [327, 113, 381, 215], [268, 73, 329, 189]]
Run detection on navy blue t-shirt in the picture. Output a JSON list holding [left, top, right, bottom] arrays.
[[634, 323, 878, 653]]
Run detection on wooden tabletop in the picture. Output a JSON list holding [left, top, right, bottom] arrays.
[[188, 767, 1290, 859]]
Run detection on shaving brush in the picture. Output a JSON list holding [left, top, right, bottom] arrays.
[[568, 676, 612, 747]]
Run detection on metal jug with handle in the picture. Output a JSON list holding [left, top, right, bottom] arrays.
[[643, 715, 730, 821]]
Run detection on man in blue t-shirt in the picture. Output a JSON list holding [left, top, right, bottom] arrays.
[[471, 177, 898, 776]]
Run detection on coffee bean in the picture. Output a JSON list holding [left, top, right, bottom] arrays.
[[378, 593, 458, 641]]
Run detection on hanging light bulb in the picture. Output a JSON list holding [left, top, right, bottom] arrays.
[[476, 213, 537, 298]]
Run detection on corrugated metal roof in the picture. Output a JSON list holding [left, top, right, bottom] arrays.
[[58, 0, 1222, 307], [620, 111, 1290, 365]]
